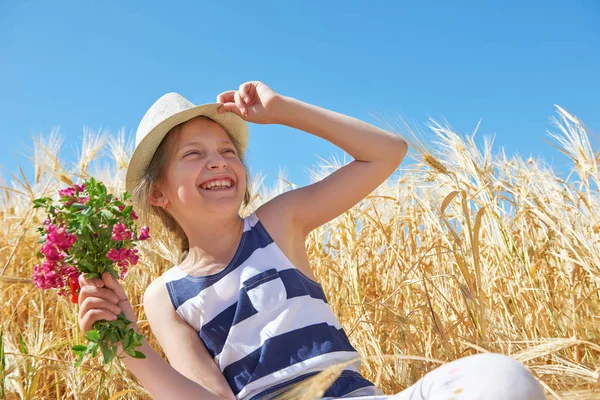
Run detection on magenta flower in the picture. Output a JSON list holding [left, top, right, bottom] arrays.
[[111, 223, 132, 241], [106, 248, 120, 262], [59, 187, 76, 198], [46, 224, 76, 251], [74, 183, 86, 192], [32, 260, 64, 290], [138, 226, 150, 241], [60, 265, 80, 280], [106, 248, 138, 264], [40, 242, 64, 261]]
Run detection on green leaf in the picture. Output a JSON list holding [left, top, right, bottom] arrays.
[[74, 354, 85, 368], [1, 330, 6, 372], [107, 331, 118, 343], [123, 333, 132, 350], [111, 319, 127, 330], [91, 343, 98, 358], [132, 351, 146, 359], [85, 330, 100, 342], [18, 333, 27, 354], [100, 209, 114, 220], [72, 345, 87, 352], [100, 343, 114, 364]]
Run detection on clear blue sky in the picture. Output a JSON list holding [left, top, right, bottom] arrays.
[[1, 1, 598, 189]]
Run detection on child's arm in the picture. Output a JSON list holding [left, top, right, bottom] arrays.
[[275, 96, 407, 235], [78, 273, 228, 400], [218, 81, 408, 236], [142, 278, 237, 400], [118, 337, 225, 400]]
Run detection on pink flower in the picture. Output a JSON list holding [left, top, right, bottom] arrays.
[[60, 265, 80, 280], [40, 242, 64, 261], [111, 223, 132, 241], [106, 248, 121, 262], [74, 184, 86, 192], [106, 247, 139, 278], [138, 226, 150, 241], [58, 187, 76, 198], [129, 249, 139, 265], [32, 260, 65, 290], [46, 224, 76, 251], [78, 196, 90, 204]]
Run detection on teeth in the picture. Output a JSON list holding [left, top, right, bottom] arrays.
[[201, 179, 233, 190]]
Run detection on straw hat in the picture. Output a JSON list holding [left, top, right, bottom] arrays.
[[125, 92, 249, 193]]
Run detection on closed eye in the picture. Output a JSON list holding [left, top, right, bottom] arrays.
[[183, 150, 202, 158]]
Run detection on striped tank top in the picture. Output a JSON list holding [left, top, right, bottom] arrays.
[[162, 212, 378, 400]]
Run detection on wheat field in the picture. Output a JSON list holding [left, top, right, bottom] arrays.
[[1, 106, 599, 399]]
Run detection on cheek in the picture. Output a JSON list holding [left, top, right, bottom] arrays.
[[165, 164, 197, 197], [231, 160, 247, 186]]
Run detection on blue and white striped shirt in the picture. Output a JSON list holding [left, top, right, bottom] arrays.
[[162, 212, 377, 399]]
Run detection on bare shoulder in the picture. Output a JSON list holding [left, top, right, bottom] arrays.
[[143, 276, 180, 327], [255, 194, 318, 281], [143, 276, 170, 309]]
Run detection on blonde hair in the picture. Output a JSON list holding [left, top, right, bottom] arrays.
[[131, 116, 251, 262]]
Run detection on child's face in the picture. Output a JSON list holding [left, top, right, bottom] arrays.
[[156, 117, 247, 219]]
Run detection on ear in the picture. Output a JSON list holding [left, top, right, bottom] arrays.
[[148, 185, 169, 208]]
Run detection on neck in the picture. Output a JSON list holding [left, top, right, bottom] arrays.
[[179, 212, 244, 270]]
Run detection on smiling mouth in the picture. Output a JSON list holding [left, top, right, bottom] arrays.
[[199, 179, 235, 191]]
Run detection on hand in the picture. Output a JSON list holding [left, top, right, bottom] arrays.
[[216, 81, 282, 124], [78, 272, 137, 334]]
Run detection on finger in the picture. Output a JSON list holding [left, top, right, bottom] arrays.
[[238, 82, 252, 104], [78, 285, 120, 305], [216, 90, 236, 104], [234, 91, 247, 116], [79, 273, 103, 288], [217, 102, 244, 117], [79, 297, 122, 321], [80, 309, 118, 333], [101, 272, 128, 300]]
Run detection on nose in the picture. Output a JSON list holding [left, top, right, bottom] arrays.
[[207, 152, 228, 170]]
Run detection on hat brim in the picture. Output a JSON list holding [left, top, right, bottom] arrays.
[[125, 103, 248, 194]]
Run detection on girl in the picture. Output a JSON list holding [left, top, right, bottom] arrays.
[[77, 81, 545, 400]]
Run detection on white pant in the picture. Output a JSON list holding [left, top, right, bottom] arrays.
[[333, 353, 546, 400]]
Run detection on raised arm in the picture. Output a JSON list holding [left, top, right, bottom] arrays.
[[217, 81, 408, 236]]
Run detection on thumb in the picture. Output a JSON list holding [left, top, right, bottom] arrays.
[[101, 272, 128, 300]]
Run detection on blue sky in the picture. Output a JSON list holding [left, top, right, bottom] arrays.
[[1, 1, 598, 189]]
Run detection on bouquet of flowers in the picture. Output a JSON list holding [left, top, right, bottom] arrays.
[[32, 177, 149, 367]]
